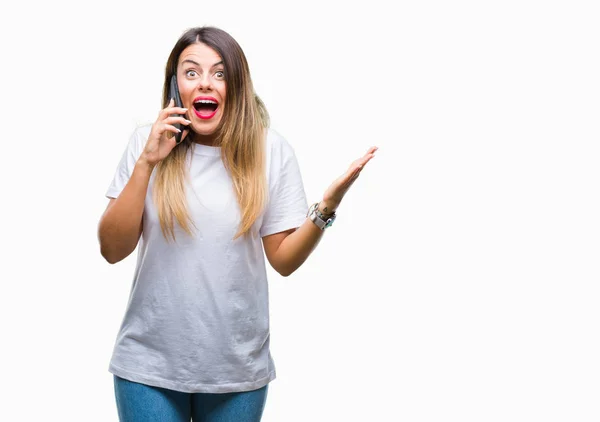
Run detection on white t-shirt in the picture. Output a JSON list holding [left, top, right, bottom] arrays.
[[105, 124, 308, 393]]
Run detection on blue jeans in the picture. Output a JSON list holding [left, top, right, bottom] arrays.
[[113, 375, 268, 422]]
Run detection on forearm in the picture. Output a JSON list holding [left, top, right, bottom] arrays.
[[270, 143, 377, 276], [274, 201, 336, 277], [98, 159, 154, 263]]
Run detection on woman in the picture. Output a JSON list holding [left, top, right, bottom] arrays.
[[98, 26, 377, 421]]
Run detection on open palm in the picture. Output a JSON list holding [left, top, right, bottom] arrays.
[[322, 146, 378, 211]]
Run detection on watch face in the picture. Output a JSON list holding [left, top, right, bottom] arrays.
[[325, 216, 336, 228]]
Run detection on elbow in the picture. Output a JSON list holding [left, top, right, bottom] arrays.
[[98, 232, 124, 264], [273, 257, 305, 277], [98, 225, 129, 264], [277, 265, 296, 278], [100, 239, 131, 264], [104, 256, 119, 265], [98, 234, 117, 264], [100, 246, 121, 264]]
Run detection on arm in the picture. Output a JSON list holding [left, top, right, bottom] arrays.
[[262, 145, 378, 277], [262, 201, 332, 276], [97, 159, 154, 264], [98, 101, 190, 264], [262, 201, 335, 277]]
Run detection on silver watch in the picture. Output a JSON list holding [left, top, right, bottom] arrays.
[[307, 202, 336, 230]]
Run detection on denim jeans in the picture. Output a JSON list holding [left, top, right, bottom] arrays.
[[113, 375, 268, 422]]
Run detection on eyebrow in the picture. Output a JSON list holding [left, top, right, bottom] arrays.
[[181, 59, 224, 68]]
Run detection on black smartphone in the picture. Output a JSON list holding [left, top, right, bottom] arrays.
[[169, 75, 185, 144]]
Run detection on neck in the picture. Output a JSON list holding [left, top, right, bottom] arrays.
[[191, 132, 218, 147]]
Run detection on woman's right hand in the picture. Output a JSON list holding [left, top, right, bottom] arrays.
[[139, 98, 191, 167]]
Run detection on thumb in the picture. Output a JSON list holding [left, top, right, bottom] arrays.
[[181, 129, 190, 142]]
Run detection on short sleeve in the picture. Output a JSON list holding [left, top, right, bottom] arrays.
[[105, 126, 148, 199], [260, 133, 308, 237]]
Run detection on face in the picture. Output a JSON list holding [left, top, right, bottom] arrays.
[[177, 42, 226, 139]]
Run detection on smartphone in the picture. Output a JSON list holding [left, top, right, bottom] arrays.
[[168, 75, 185, 144]]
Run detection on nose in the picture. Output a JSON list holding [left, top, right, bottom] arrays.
[[196, 73, 213, 91]]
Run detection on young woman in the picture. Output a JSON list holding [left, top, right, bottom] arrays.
[[98, 26, 377, 421]]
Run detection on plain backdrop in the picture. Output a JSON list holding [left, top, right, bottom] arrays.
[[0, 1, 598, 421]]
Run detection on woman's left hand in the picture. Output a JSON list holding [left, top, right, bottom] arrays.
[[320, 146, 378, 213]]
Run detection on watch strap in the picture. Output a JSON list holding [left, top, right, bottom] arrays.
[[307, 202, 336, 230]]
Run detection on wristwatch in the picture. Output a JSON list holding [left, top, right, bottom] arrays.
[[307, 202, 337, 230]]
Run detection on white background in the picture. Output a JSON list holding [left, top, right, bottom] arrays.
[[0, 1, 598, 421]]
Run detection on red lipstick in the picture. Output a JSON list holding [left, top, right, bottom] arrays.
[[193, 96, 219, 120]]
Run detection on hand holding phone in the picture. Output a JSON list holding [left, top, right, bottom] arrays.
[[140, 85, 189, 167]]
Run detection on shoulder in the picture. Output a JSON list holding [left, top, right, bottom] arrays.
[[265, 127, 297, 158], [125, 123, 152, 156], [263, 128, 304, 188], [132, 123, 152, 146]]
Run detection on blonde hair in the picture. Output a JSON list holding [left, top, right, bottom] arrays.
[[153, 27, 269, 243]]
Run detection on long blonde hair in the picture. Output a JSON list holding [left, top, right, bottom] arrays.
[[154, 27, 269, 242]]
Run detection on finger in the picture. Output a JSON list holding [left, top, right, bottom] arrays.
[[160, 105, 188, 119], [164, 116, 191, 126], [163, 123, 182, 134], [166, 106, 189, 114], [357, 147, 377, 160], [181, 129, 190, 142], [360, 153, 375, 166], [350, 151, 375, 169]]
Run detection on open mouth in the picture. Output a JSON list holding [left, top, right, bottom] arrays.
[[193, 97, 219, 119]]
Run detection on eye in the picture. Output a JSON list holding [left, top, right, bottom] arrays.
[[215, 71, 225, 79], [186, 70, 198, 77]]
